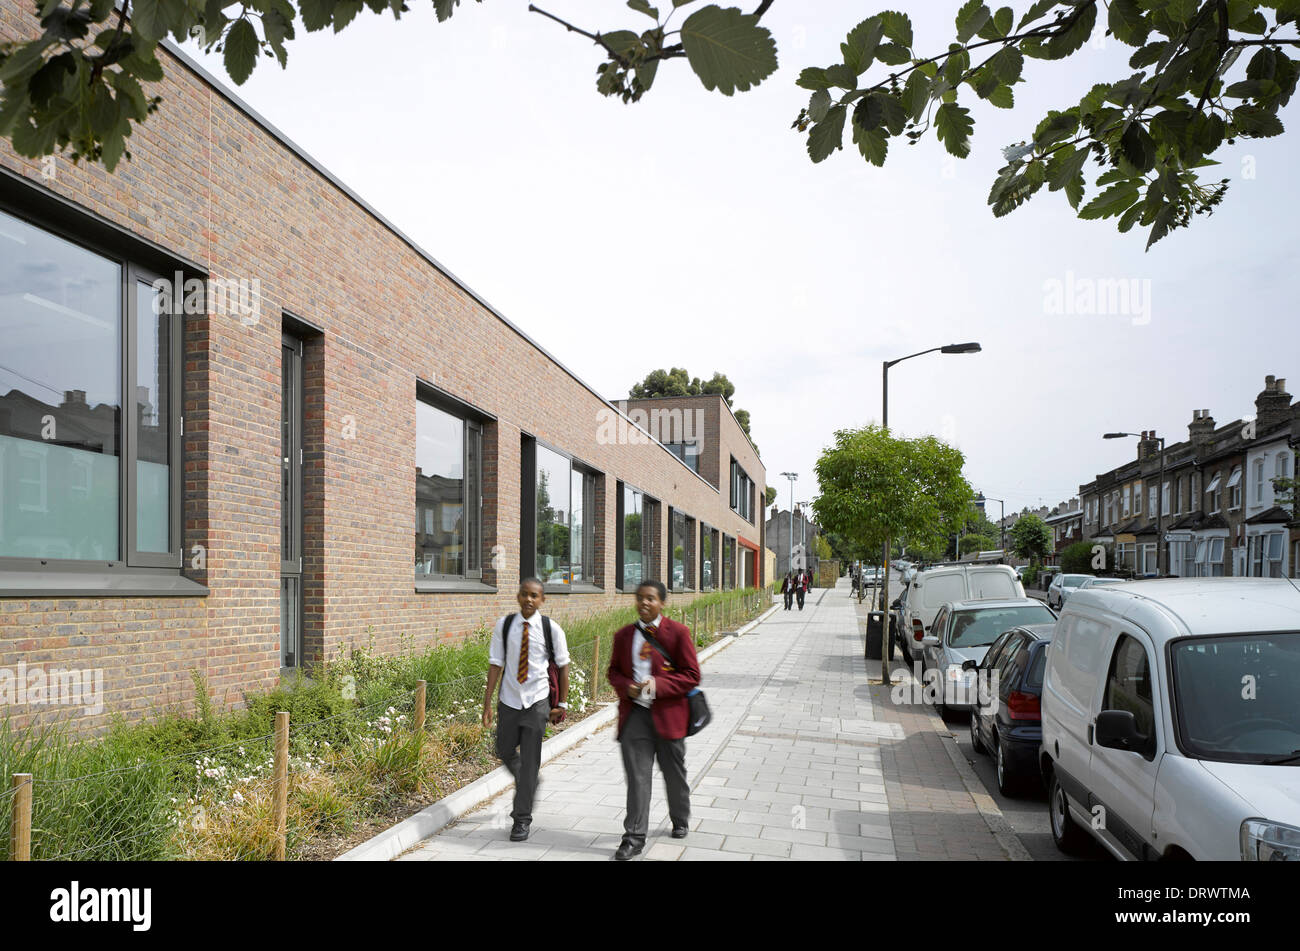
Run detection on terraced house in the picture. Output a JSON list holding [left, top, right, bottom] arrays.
[[1079, 377, 1297, 579], [0, 29, 765, 734]]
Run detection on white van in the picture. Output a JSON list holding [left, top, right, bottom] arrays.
[[896, 564, 1024, 663], [1040, 578, 1300, 861]]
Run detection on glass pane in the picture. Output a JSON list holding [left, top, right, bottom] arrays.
[[415, 401, 464, 578], [135, 281, 170, 553], [672, 510, 685, 590], [722, 536, 733, 590], [701, 528, 713, 589], [466, 424, 480, 573], [0, 209, 121, 560], [535, 444, 570, 585], [281, 575, 300, 668], [570, 468, 585, 583], [622, 485, 642, 590], [282, 344, 294, 559]]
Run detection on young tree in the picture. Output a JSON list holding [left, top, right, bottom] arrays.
[[1009, 513, 1052, 565], [813, 425, 972, 680], [3, 2, 1296, 249], [959, 533, 996, 555]]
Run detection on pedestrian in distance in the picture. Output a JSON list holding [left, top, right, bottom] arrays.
[[796, 568, 807, 610], [606, 580, 701, 861], [482, 576, 570, 843], [781, 571, 795, 610]]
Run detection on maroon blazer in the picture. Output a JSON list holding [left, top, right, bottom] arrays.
[[607, 617, 702, 741]]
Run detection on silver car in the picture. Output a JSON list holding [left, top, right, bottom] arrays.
[[919, 598, 1058, 719], [1047, 572, 1092, 609]]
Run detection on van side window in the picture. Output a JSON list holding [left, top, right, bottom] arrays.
[[1103, 634, 1156, 745]]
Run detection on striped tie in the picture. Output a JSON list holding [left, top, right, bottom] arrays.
[[639, 623, 657, 660], [517, 620, 530, 685]]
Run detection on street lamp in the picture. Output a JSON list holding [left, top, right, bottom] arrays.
[[878, 342, 982, 679], [780, 472, 797, 578], [797, 500, 811, 574], [1104, 431, 1166, 576], [983, 495, 1006, 556]]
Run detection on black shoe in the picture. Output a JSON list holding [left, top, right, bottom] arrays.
[[671, 824, 689, 839], [613, 840, 643, 861], [510, 821, 530, 842]]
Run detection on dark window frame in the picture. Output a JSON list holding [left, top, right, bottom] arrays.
[[0, 200, 189, 593], [528, 436, 603, 594]]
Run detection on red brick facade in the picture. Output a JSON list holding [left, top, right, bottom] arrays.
[[0, 21, 765, 734]]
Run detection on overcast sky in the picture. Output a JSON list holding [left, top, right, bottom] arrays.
[[186, 1, 1300, 517]]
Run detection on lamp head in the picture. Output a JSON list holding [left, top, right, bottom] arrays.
[[941, 342, 982, 354]]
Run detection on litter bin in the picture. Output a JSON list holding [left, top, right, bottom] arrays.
[[865, 610, 885, 661]]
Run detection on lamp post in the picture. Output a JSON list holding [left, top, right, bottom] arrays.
[[1104, 431, 1166, 576], [983, 495, 1006, 556], [879, 342, 982, 681], [780, 471, 797, 578]]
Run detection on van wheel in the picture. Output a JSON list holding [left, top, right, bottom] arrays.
[[1048, 770, 1087, 855], [969, 712, 986, 755]]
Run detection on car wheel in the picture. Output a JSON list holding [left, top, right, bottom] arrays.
[[1048, 770, 1087, 855], [995, 735, 1018, 797], [969, 712, 986, 755]]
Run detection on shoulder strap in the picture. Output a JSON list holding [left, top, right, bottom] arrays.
[[542, 616, 554, 661], [500, 614, 515, 655], [640, 624, 676, 667]]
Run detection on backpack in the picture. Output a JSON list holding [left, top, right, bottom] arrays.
[[501, 613, 560, 710]]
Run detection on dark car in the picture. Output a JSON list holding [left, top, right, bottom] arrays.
[[968, 623, 1056, 797]]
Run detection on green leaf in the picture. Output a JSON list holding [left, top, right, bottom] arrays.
[[991, 5, 1013, 36], [1120, 122, 1156, 172], [875, 92, 907, 135], [332, 0, 362, 32], [131, 0, 166, 43], [878, 10, 912, 47], [1130, 40, 1170, 70], [299, 0, 333, 32], [1079, 182, 1140, 220], [1033, 110, 1078, 149], [680, 5, 778, 96], [1046, 2, 1096, 59], [433, 0, 461, 22], [901, 70, 930, 120], [852, 114, 888, 166], [807, 104, 846, 163], [808, 88, 831, 123], [935, 102, 973, 157], [796, 67, 831, 90], [1117, 202, 1144, 233], [987, 45, 1022, 84], [1064, 172, 1085, 209], [874, 43, 911, 66], [88, 84, 119, 136], [122, 51, 165, 82], [825, 63, 857, 89], [842, 17, 883, 74], [986, 84, 1013, 108], [1226, 79, 1281, 101], [1232, 104, 1284, 137], [627, 0, 659, 19], [1108, 0, 1148, 46], [955, 0, 991, 44], [1146, 202, 1178, 250], [1017, 0, 1057, 29], [1046, 145, 1088, 190], [223, 17, 258, 85]]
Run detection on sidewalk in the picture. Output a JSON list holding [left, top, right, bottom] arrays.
[[396, 578, 1022, 861]]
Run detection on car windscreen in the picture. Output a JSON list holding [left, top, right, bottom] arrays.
[[1170, 632, 1300, 764], [1063, 576, 1087, 587], [948, 605, 1056, 648]]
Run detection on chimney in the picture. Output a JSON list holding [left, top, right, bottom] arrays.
[[1137, 430, 1161, 462], [62, 389, 87, 408], [1255, 375, 1292, 432], [1189, 409, 1216, 449]]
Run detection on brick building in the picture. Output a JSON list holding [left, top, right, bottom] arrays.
[[0, 30, 765, 733]]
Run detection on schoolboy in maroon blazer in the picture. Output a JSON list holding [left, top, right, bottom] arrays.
[[606, 580, 701, 860]]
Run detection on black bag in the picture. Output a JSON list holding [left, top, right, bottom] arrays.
[[501, 613, 560, 710], [640, 627, 711, 736]]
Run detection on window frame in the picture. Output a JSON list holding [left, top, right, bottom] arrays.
[[528, 437, 602, 593], [0, 207, 185, 582], [414, 381, 489, 591]]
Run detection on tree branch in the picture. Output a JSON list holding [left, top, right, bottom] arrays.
[[751, 0, 775, 18], [528, 4, 632, 68]]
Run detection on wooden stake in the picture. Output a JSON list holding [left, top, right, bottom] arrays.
[[273, 711, 289, 861], [592, 635, 601, 702], [414, 680, 426, 735], [11, 773, 31, 862]]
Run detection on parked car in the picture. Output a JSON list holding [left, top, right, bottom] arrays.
[[918, 598, 1056, 719], [895, 564, 1025, 664], [969, 623, 1056, 796], [1040, 578, 1300, 861], [1047, 572, 1092, 609], [1039, 565, 1062, 591], [1077, 577, 1124, 593]]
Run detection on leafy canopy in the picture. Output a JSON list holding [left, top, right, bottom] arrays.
[[811, 425, 973, 557], [628, 367, 756, 449], [3, 1, 1296, 247], [1008, 512, 1052, 563]]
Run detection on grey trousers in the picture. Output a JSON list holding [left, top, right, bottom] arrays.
[[496, 699, 549, 824], [619, 704, 689, 847]]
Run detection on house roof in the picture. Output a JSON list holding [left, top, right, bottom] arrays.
[[1246, 506, 1293, 525]]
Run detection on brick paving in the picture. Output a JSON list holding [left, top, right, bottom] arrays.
[[396, 577, 1022, 861]]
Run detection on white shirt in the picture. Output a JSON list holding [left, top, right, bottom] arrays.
[[631, 615, 662, 708], [490, 613, 569, 710]]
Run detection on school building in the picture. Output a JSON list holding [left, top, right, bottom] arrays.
[[0, 24, 766, 733]]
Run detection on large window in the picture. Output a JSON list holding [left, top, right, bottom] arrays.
[[619, 483, 656, 591], [0, 207, 180, 569], [700, 524, 715, 590], [665, 442, 700, 474], [415, 398, 481, 581], [1206, 470, 1222, 514], [730, 458, 753, 522], [1227, 466, 1242, 510], [670, 507, 688, 591], [721, 534, 734, 590], [534, 443, 596, 587]]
